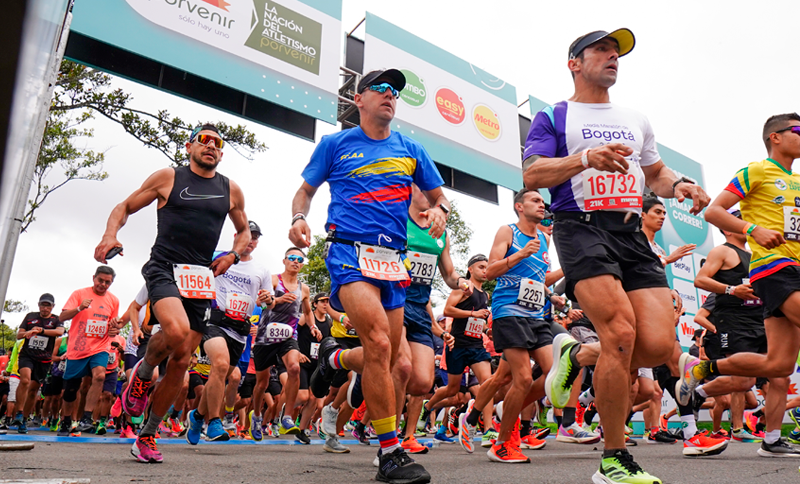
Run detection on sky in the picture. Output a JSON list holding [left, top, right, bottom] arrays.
[[2, 0, 799, 328]]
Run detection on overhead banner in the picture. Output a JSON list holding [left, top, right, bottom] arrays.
[[363, 13, 521, 190], [70, 0, 342, 124]]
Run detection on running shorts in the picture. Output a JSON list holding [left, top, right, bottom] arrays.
[[751, 265, 800, 318], [201, 324, 246, 367], [492, 316, 553, 352], [142, 259, 211, 334], [253, 339, 300, 372], [326, 242, 407, 312]]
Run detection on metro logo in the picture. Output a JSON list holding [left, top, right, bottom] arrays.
[[472, 104, 501, 141], [435, 88, 465, 125]]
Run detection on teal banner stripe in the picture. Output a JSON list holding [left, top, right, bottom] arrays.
[[297, 0, 341, 20], [527, 95, 550, 115], [365, 13, 516, 105]]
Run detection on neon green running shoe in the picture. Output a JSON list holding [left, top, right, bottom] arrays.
[[545, 333, 581, 408], [788, 429, 800, 445], [592, 450, 662, 484], [49, 418, 59, 432]]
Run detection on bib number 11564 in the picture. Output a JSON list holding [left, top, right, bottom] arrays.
[[173, 264, 216, 299]]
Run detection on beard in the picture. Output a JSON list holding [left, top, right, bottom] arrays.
[[192, 150, 221, 170]]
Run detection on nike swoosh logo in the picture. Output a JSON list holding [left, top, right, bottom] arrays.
[[180, 187, 224, 201]]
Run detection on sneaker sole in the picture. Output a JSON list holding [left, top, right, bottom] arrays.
[[556, 435, 601, 444], [757, 448, 800, 458], [374, 470, 432, 484], [545, 333, 575, 409], [323, 443, 350, 453], [486, 449, 530, 463], [683, 441, 728, 456], [520, 441, 546, 450]]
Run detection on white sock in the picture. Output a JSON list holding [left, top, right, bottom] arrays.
[[681, 415, 697, 438], [765, 429, 781, 444], [495, 401, 504, 422], [695, 385, 708, 398]]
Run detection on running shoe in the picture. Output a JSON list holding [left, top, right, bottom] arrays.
[[309, 337, 340, 399], [482, 429, 499, 448], [186, 409, 204, 445], [414, 429, 427, 438], [592, 449, 661, 484], [70, 420, 81, 437], [659, 414, 669, 432], [296, 429, 311, 445], [757, 438, 800, 457], [0, 418, 10, 433], [576, 403, 587, 430], [323, 435, 350, 453], [249, 411, 262, 441], [16, 419, 27, 434], [683, 430, 728, 457], [519, 434, 546, 450], [347, 374, 364, 409], [316, 417, 326, 440], [732, 428, 762, 443], [321, 404, 339, 437], [376, 447, 431, 484], [417, 400, 430, 431], [743, 410, 760, 435], [545, 333, 581, 408], [131, 435, 163, 464], [709, 429, 729, 440], [222, 413, 237, 435], [487, 441, 530, 463], [57, 420, 70, 437], [111, 397, 122, 418], [206, 418, 230, 442], [458, 412, 476, 453], [279, 416, 300, 435], [49, 419, 59, 433], [788, 430, 800, 445], [120, 426, 137, 439], [676, 354, 702, 406], [402, 435, 429, 454], [533, 426, 551, 440], [75, 417, 94, 434], [95, 420, 107, 436], [434, 427, 455, 444], [158, 421, 172, 437], [122, 359, 152, 418], [557, 423, 601, 444], [270, 423, 280, 438], [645, 430, 677, 444], [791, 407, 800, 428], [353, 425, 370, 445], [168, 417, 185, 436]]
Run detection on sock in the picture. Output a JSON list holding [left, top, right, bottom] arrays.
[[562, 407, 576, 428], [584, 406, 597, 426], [650, 426, 659, 435], [752, 408, 764, 418], [555, 415, 562, 427], [626, 411, 634, 427], [466, 408, 481, 427], [692, 360, 720, 379], [194, 411, 205, 423], [140, 411, 164, 437], [82, 411, 93, 422], [224, 406, 234, 414], [328, 349, 350, 370], [695, 385, 708, 398], [603, 448, 628, 459], [372, 415, 400, 453], [356, 421, 366, 433], [681, 415, 697, 438], [579, 388, 595, 407], [136, 360, 157, 381], [520, 420, 531, 437], [170, 408, 180, 420], [420, 405, 431, 422], [765, 429, 780, 444], [63, 416, 72, 427]]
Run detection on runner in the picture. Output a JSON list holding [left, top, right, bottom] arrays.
[[296, 293, 332, 439], [186, 220, 274, 444], [290, 68, 444, 483], [58, 266, 121, 437], [690, 112, 800, 457], [523, 29, 709, 483], [13, 293, 63, 434], [95, 123, 250, 463]]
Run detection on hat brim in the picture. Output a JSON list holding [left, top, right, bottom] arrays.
[[360, 69, 406, 93], [607, 28, 635, 57]]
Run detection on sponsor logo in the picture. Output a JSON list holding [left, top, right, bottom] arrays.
[[340, 152, 363, 161], [435, 88, 465, 125], [436, 239, 444, 248], [772, 195, 786, 204], [680, 321, 694, 336], [472, 104, 501, 141], [581, 127, 636, 142], [245, 0, 323, 75], [775, 178, 788, 191], [543, 252, 550, 265], [399, 69, 426, 108], [200, 0, 229, 11], [180, 187, 224, 201]]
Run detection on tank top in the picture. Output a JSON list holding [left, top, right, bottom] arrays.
[[298, 314, 332, 362], [450, 288, 490, 349], [491, 224, 550, 319], [712, 243, 763, 328], [405, 218, 446, 304], [256, 275, 302, 344], [150, 166, 230, 266]]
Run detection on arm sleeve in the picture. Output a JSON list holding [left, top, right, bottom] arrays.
[[18, 314, 30, 331], [638, 115, 661, 167], [523, 110, 558, 160], [301, 136, 334, 188], [700, 293, 716, 312], [261, 269, 274, 293]]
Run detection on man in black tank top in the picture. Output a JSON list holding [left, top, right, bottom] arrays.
[[694, 211, 775, 442], [94, 124, 250, 464]]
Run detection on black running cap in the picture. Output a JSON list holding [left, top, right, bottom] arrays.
[[248, 220, 262, 235], [357, 69, 406, 94], [569, 29, 635, 59]]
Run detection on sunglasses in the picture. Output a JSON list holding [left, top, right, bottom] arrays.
[[768, 125, 800, 140], [540, 218, 553, 227], [287, 254, 305, 263], [193, 133, 225, 150], [367, 83, 399, 98]]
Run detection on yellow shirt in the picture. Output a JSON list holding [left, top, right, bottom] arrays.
[[330, 314, 358, 339]]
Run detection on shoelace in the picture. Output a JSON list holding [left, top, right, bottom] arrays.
[[613, 452, 643, 475], [140, 436, 158, 450], [130, 376, 150, 399], [388, 449, 415, 467]]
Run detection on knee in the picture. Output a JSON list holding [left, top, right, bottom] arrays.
[[768, 376, 790, 389], [92, 374, 105, 386], [363, 335, 391, 365], [767, 363, 794, 378], [514, 372, 533, 390], [63, 379, 81, 403], [393, 358, 412, 386], [171, 352, 191, 370], [733, 378, 756, 393], [286, 362, 300, 379], [603, 323, 636, 355]]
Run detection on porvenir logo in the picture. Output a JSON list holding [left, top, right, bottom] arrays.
[[472, 104, 501, 140], [435, 88, 465, 125], [399, 69, 426, 108]]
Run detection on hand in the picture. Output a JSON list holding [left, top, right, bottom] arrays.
[[444, 333, 455, 350], [31, 326, 43, 335], [674, 183, 710, 215], [132, 328, 144, 346], [472, 309, 490, 319], [94, 235, 123, 263], [210, 253, 236, 277], [343, 317, 353, 331], [667, 244, 696, 264], [311, 326, 322, 341], [257, 290, 274, 306], [459, 279, 474, 298], [249, 325, 258, 337], [733, 284, 759, 301], [486, 327, 493, 341], [298, 354, 310, 364], [108, 323, 120, 337], [518, 239, 540, 259], [288, 219, 312, 249], [419, 206, 447, 239], [275, 293, 298, 305], [586, 143, 633, 174], [567, 309, 584, 321], [751, 226, 786, 250], [551, 295, 566, 310], [79, 299, 93, 311]]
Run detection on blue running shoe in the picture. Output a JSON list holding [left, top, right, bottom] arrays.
[[205, 418, 230, 442], [279, 416, 300, 435], [790, 407, 800, 428], [788, 429, 800, 445], [249, 410, 263, 441], [433, 428, 455, 444], [186, 409, 204, 445]]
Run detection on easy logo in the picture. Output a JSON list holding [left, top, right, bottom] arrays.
[[435, 88, 465, 125]]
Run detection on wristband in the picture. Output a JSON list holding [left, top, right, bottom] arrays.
[[742, 223, 752, 235], [291, 213, 305, 226], [339, 315, 345, 323], [581, 149, 590, 169], [747, 224, 757, 235], [725, 285, 735, 295]]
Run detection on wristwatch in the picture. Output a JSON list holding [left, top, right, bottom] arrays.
[[230, 250, 241, 265], [725, 285, 735, 295], [672, 177, 695, 195], [437, 203, 450, 216]]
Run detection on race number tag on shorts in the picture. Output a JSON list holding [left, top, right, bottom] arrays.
[[741, 278, 763, 307], [151, 324, 161, 335], [582, 168, 642, 211], [85, 319, 107, 338], [516, 279, 545, 310], [173, 264, 216, 299], [784, 206, 800, 241], [464, 317, 485, 339], [265, 323, 293, 344], [225, 293, 253, 321], [356, 243, 410, 282], [310, 342, 320, 359], [408, 251, 437, 285], [346, 328, 358, 337], [29, 335, 48, 350], [57, 359, 67, 372]]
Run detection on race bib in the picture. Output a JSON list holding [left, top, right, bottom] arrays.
[[85, 319, 108, 338], [408, 251, 437, 285], [582, 168, 642, 211], [29, 335, 48, 350], [108, 352, 117, 366], [464, 317, 485, 339], [356, 243, 409, 282], [784, 206, 800, 241], [310, 342, 320, 359], [516, 279, 545, 310], [346, 327, 358, 336], [741, 278, 763, 307], [173, 264, 216, 299], [225, 293, 253, 321], [57, 359, 67, 372], [265, 322, 294, 344]]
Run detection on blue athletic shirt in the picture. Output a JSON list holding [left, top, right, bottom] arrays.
[[302, 127, 444, 250], [523, 101, 660, 215], [491, 224, 550, 319]]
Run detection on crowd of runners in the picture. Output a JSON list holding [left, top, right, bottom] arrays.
[[2, 28, 800, 484]]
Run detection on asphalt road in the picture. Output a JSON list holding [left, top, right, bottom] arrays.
[[2, 431, 799, 484]]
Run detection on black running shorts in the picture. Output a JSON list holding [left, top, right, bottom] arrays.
[[142, 259, 211, 334], [751, 265, 800, 318]]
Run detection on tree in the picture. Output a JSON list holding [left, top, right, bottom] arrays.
[[299, 236, 331, 295], [3, 299, 29, 314], [1, 300, 27, 355], [22, 60, 268, 231]]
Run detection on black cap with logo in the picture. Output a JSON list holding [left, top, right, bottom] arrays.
[[248, 220, 262, 236], [313, 292, 330, 304]]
